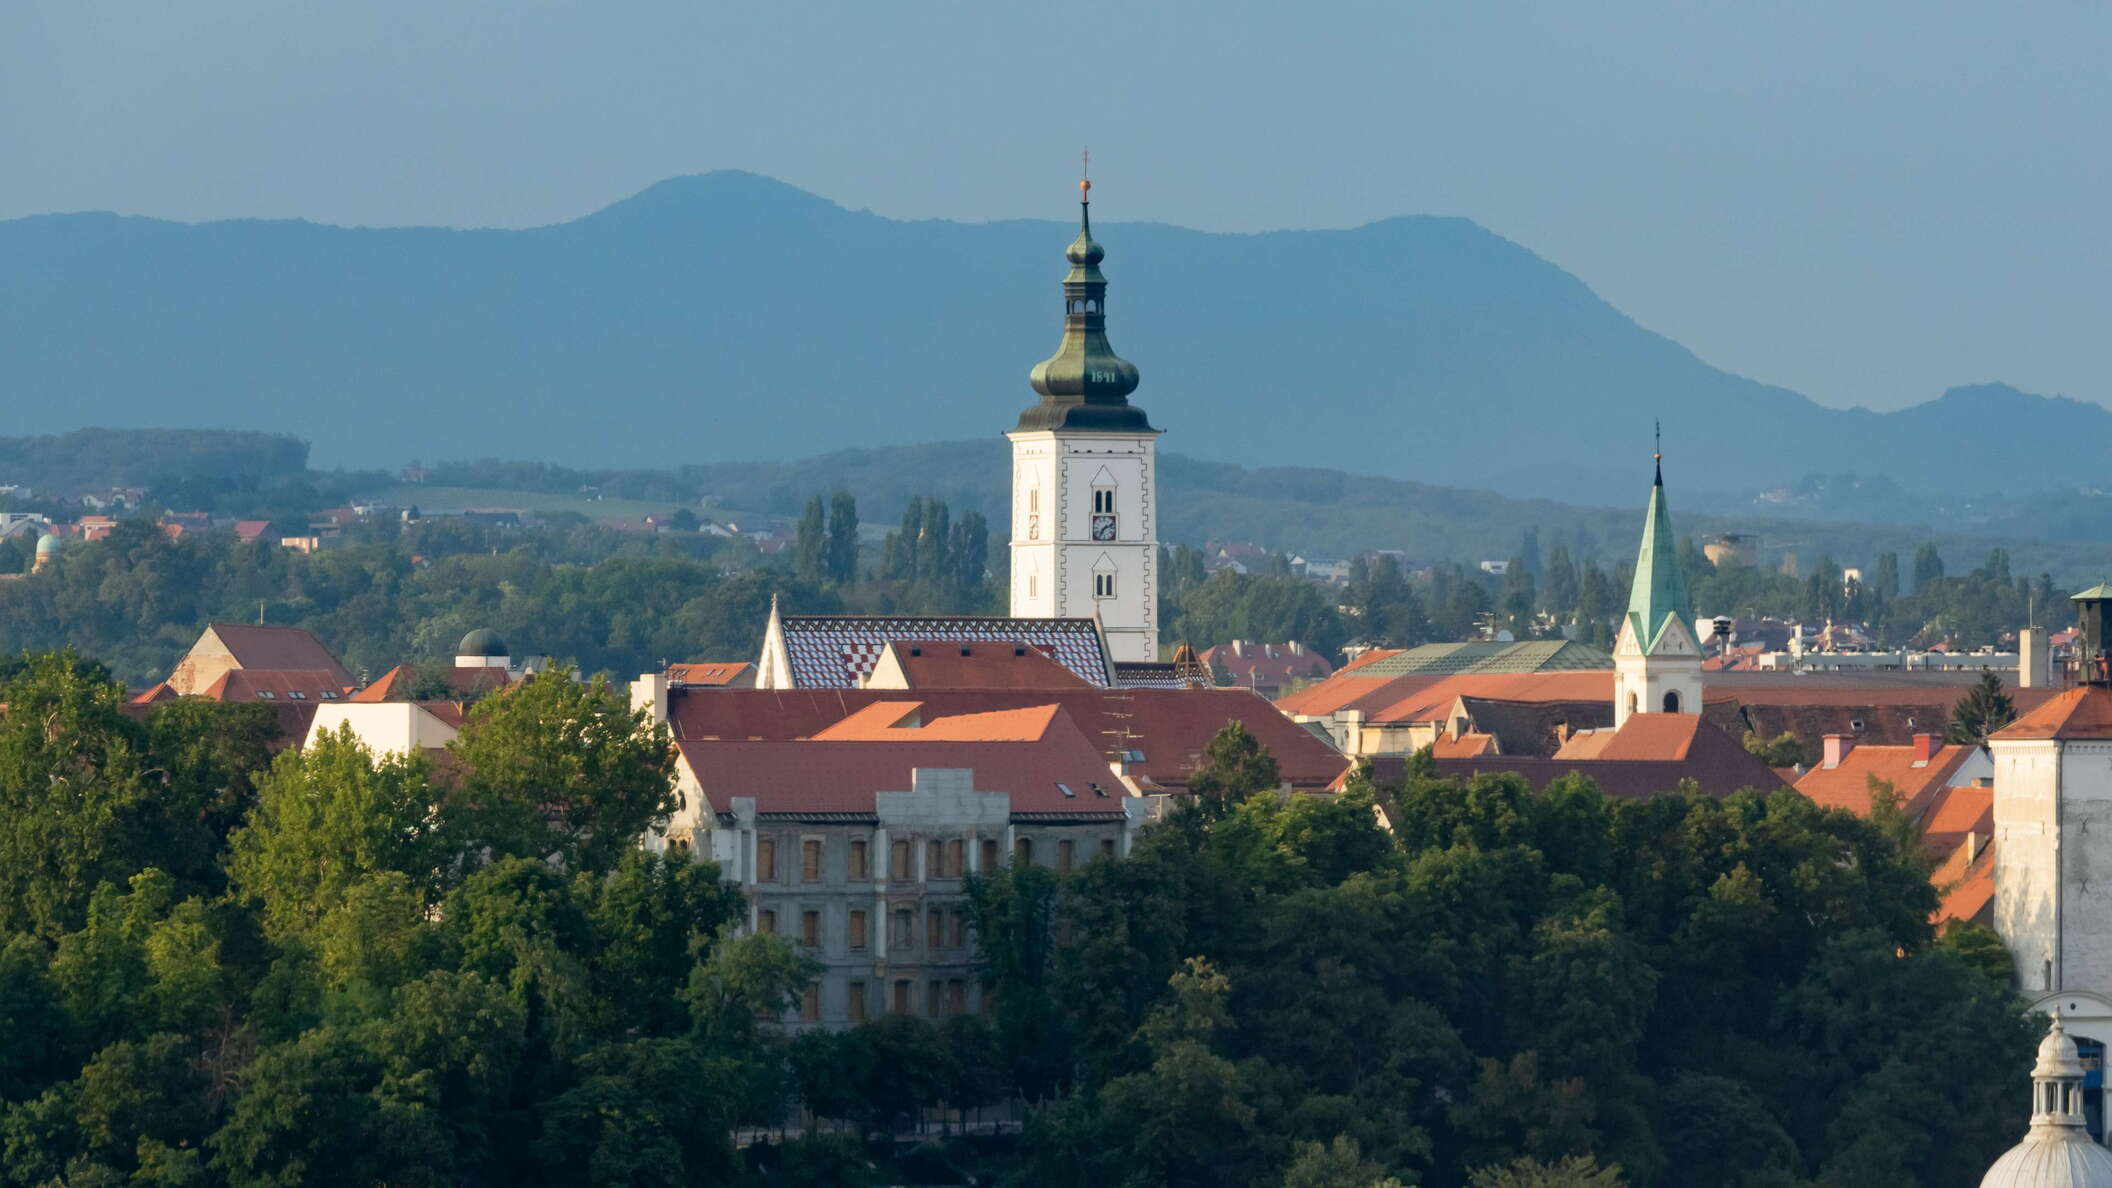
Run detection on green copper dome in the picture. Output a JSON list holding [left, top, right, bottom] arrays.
[[1017, 189, 1153, 435], [34, 533, 59, 556], [456, 628, 508, 657]]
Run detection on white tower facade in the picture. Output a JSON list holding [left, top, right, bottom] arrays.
[[1007, 432, 1158, 663], [1007, 177, 1160, 664]]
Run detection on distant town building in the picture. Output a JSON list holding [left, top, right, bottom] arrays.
[[1198, 640, 1334, 698]]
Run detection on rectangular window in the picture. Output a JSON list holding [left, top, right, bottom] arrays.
[[928, 980, 943, 1018], [802, 839, 822, 882], [893, 979, 912, 1014], [893, 908, 913, 947], [927, 908, 944, 949], [949, 910, 966, 949], [1100, 838, 1116, 860], [945, 839, 964, 877], [849, 839, 869, 880], [848, 982, 866, 1023], [801, 910, 819, 948], [756, 838, 776, 882], [1057, 839, 1075, 874], [980, 839, 998, 871], [890, 840, 912, 880], [757, 909, 776, 935], [800, 982, 820, 1022], [927, 840, 945, 879], [1094, 572, 1115, 599], [1015, 837, 1034, 865], [948, 979, 967, 1016], [849, 910, 868, 950]]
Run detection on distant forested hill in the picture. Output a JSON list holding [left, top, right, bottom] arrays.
[[0, 429, 305, 494], [4, 172, 2109, 503]]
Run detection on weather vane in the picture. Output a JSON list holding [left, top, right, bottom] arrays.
[[1654, 419, 1661, 462], [1081, 148, 1091, 203]]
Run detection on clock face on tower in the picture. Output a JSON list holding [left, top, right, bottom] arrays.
[[1091, 514, 1117, 541]]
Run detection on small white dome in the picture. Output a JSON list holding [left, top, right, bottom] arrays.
[[1979, 1138, 2112, 1188]]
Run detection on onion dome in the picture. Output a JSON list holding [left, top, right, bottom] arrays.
[[1016, 176, 1153, 434], [34, 534, 59, 556], [1980, 1017, 2112, 1188], [456, 628, 508, 658]]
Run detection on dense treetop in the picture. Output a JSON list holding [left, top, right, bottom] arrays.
[[0, 656, 2037, 1186]]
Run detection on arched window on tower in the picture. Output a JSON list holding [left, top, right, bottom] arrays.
[[1627, 692, 1639, 716], [1662, 690, 1682, 713]]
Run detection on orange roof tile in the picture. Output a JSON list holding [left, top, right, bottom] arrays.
[[1794, 740, 1978, 818], [1925, 783, 1994, 836], [1933, 842, 1996, 928], [871, 640, 1092, 690], [811, 702, 1065, 743], [667, 661, 754, 687], [1370, 672, 1613, 724], [1553, 714, 1700, 761], [1992, 686, 2112, 741], [1430, 731, 1497, 758]]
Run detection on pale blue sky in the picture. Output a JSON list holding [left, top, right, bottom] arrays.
[[4, 0, 2107, 413]]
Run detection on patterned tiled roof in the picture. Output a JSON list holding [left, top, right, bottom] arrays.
[[1346, 640, 1612, 677], [1112, 661, 1198, 689], [777, 615, 1112, 688]]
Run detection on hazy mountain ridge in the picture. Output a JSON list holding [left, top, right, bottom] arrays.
[[2, 171, 2104, 503]]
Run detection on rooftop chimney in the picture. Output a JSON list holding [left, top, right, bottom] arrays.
[[1911, 733, 1939, 764], [1822, 733, 1853, 769]]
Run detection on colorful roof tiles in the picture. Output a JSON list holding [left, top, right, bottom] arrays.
[[771, 614, 1113, 689]]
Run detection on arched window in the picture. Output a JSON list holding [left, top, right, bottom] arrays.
[[1626, 692, 1639, 716], [1662, 690, 1682, 713]]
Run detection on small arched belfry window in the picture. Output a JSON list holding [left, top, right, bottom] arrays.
[[1662, 690, 1681, 713]]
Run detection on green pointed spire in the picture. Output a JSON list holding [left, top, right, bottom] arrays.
[[1624, 451, 1693, 651]]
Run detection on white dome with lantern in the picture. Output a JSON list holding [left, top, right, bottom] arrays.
[[1982, 1017, 2112, 1188]]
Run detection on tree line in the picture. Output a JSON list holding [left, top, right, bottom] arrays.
[[0, 650, 2036, 1185]]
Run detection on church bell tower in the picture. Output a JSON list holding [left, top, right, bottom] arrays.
[[1612, 443, 1702, 727], [1007, 173, 1161, 663]]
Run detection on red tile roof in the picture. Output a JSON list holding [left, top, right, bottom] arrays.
[[1991, 685, 2112, 741], [666, 661, 754, 687], [1418, 716, 1790, 799], [201, 669, 350, 703], [1923, 782, 1994, 843], [350, 665, 512, 702], [665, 686, 1347, 793], [233, 521, 272, 542], [1931, 837, 1996, 928], [812, 702, 1064, 743], [1198, 641, 1334, 689], [205, 623, 355, 686], [676, 704, 1127, 817], [1430, 731, 1497, 758], [868, 640, 1092, 690], [1793, 737, 1978, 818]]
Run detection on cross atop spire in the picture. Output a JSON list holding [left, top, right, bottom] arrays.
[[1654, 420, 1663, 485]]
